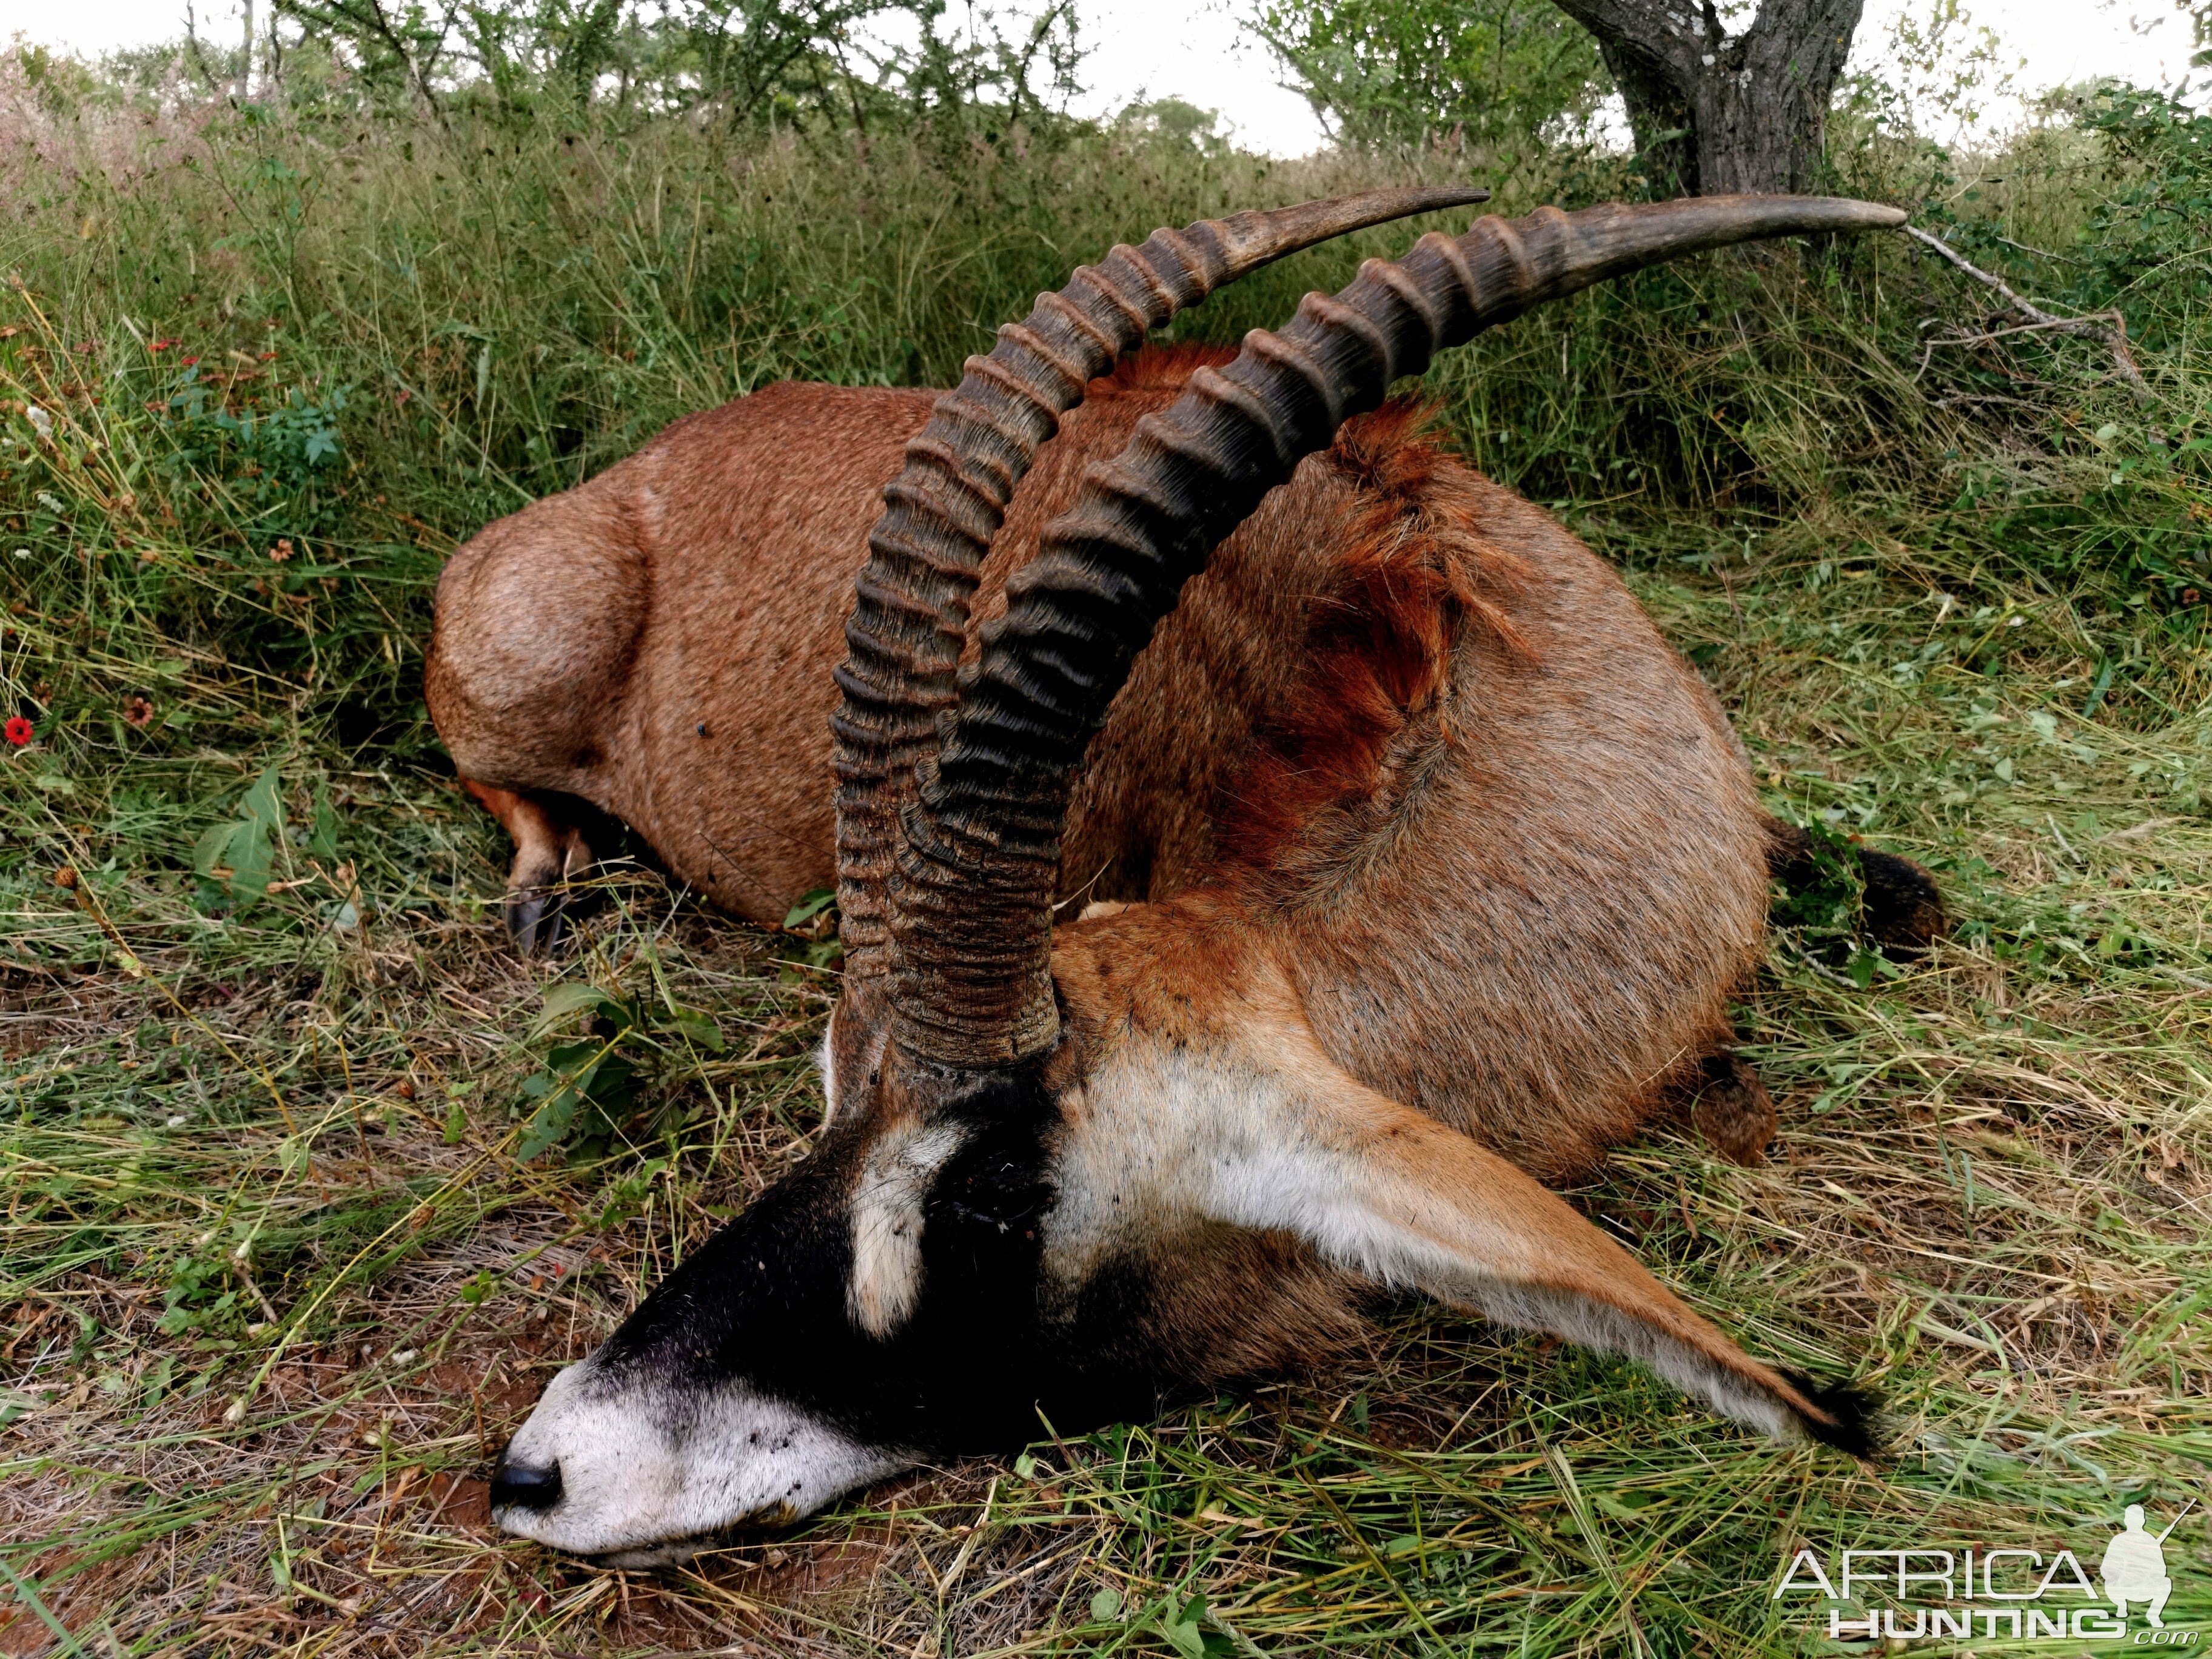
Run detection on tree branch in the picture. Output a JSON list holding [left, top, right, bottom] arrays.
[[1547, 0, 1704, 81], [1903, 224, 2155, 407]]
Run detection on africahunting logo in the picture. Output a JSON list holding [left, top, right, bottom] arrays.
[[1774, 1501, 2199, 1644]]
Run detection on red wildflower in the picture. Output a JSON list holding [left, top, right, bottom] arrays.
[[124, 695, 154, 728], [150, 339, 178, 352], [179, 357, 199, 367], [4, 717, 33, 746]]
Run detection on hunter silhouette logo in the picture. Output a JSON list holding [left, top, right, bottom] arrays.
[[1774, 1500, 2200, 1644], [2105, 1503, 2189, 1631]]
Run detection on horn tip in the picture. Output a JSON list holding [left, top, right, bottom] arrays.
[[1792, 196, 1909, 230], [1811, 198, 1907, 229], [1381, 186, 1492, 215]]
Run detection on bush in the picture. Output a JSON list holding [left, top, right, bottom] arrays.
[[1, 47, 2199, 802]]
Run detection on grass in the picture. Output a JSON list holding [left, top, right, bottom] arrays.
[[2, 58, 2209, 1657]]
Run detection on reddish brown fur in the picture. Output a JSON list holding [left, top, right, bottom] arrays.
[[1219, 400, 1529, 877], [459, 779, 590, 884], [428, 348, 1770, 1182], [1039, 900, 1843, 1432]]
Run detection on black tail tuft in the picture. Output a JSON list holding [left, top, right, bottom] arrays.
[[1763, 815, 1949, 956], [1857, 848, 1948, 953], [1779, 1370, 1883, 1460]]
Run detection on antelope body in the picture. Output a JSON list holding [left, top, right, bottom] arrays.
[[451, 193, 1931, 1562], [435, 351, 1792, 1179]]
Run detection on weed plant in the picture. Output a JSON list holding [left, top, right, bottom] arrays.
[[1, 54, 2207, 1657]]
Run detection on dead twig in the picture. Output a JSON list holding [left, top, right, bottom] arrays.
[[1903, 224, 2156, 406], [1993, 234, 2085, 266]]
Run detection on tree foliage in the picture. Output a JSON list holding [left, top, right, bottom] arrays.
[[1252, 0, 1609, 159], [144, 0, 1087, 135]]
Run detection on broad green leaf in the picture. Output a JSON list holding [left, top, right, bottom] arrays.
[[670, 1011, 725, 1052], [783, 887, 836, 929], [533, 982, 614, 1034], [545, 1039, 605, 1074], [229, 816, 274, 900], [240, 763, 285, 831], [514, 1087, 582, 1162], [193, 820, 238, 877], [1158, 1603, 1207, 1659], [516, 1046, 603, 1160], [193, 762, 289, 905]]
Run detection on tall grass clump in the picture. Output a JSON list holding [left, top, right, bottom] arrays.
[[2, 33, 2208, 1657]]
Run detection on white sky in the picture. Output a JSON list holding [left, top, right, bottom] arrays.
[[8, 0, 2191, 157]]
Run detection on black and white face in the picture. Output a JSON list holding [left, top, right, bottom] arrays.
[[487, 1009, 1376, 1564], [487, 1057, 1181, 1563]]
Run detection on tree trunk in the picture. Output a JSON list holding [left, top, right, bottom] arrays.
[[1549, 0, 1866, 195]]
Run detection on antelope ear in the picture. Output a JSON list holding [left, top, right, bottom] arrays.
[[1194, 1036, 1874, 1453]]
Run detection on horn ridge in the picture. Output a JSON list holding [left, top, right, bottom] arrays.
[[830, 186, 1494, 976], [887, 193, 1909, 1064]]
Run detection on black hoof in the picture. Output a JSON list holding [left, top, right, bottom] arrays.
[[506, 885, 569, 956]]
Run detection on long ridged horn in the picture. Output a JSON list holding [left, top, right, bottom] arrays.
[[829, 186, 1491, 996], [887, 193, 1908, 1065]]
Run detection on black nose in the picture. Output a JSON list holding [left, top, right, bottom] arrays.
[[490, 1453, 562, 1512]]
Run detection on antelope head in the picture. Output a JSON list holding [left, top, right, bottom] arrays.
[[491, 190, 1899, 1564]]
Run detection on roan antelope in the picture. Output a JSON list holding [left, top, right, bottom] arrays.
[[452, 191, 1938, 1561]]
